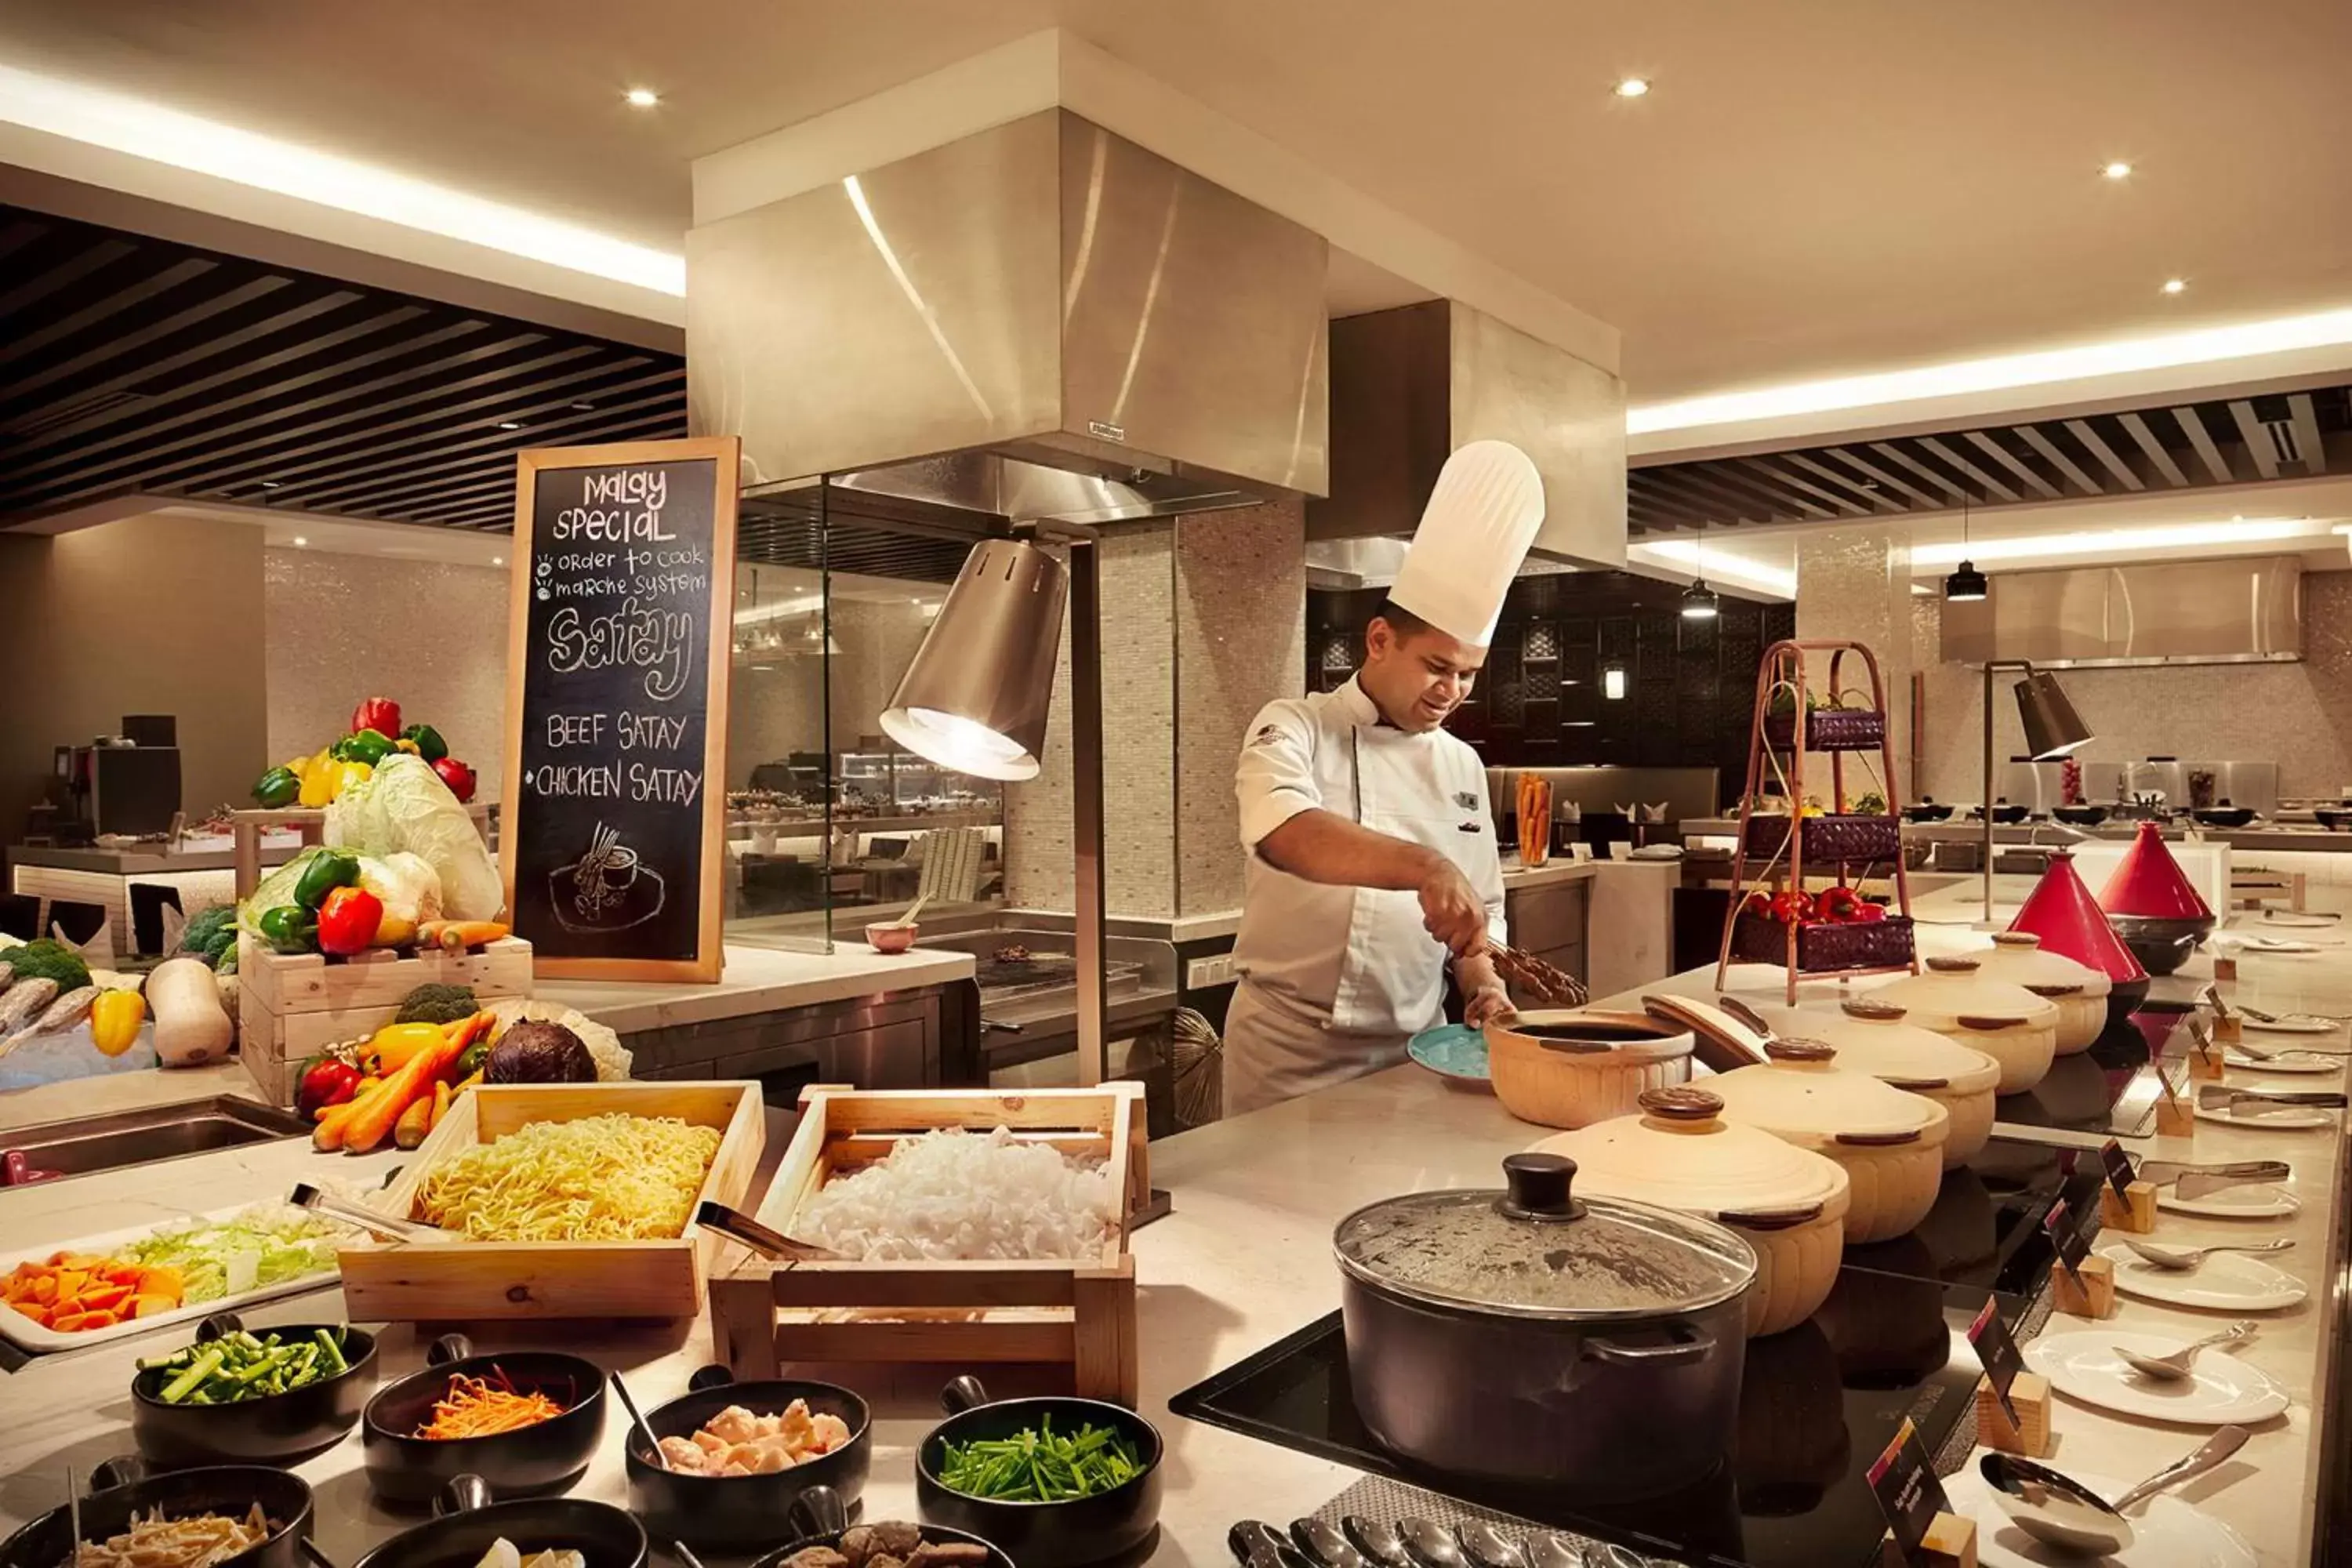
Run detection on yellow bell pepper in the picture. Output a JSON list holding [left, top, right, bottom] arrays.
[[89, 990, 146, 1057], [394, 737, 422, 755], [368, 1022, 445, 1072], [296, 746, 337, 807], [327, 758, 373, 802]]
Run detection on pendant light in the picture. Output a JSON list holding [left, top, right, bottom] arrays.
[[1679, 522, 1720, 621], [1944, 488, 1987, 601]]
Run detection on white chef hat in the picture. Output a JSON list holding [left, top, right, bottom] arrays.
[[1385, 440, 1546, 647]]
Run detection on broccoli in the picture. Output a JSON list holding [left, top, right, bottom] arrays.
[[393, 982, 480, 1025], [182, 906, 239, 967], [2, 939, 91, 992]]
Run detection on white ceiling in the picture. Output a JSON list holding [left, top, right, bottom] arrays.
[[4, 0, 2347, 406]]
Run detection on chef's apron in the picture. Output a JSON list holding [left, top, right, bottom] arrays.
[[1224, 727, 1497, 1116]]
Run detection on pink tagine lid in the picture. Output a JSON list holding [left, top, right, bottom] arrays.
[[2011, 849, 2148, 986], [2097, 820, 2213, 920]]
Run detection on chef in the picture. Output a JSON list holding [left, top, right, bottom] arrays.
[[1224, 440, 1547, 1114]]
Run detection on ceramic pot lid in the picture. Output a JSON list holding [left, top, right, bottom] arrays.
[[1531, 1087, 1849, 1225], [2010, 850, 2147, 986], [1487, 1009, 1693, 1064], [1642, 994, 1773, 1073], [1708, 1040, 1951, 1147], [2098, 821, 2213, 920], [1875, 956, 2060, 1033], [1976, 931, 2110, 1000], [1332, 1153, 1755, 1320], [1778, 1000, 2003, 1096]]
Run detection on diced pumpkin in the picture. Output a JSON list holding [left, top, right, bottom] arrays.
[[129, 1294, 176, 1319], [103, 1265, 143, 1287], [80, 1283, 132, 1313], [76, 1309, 118, 1330], [53, 1269, 88, 1299], [49, 1311, 90, 1333], [137, 1265, 184, 1297], [31, 1276, 57, 1305]]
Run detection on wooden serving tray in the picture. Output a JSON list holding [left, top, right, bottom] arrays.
[[337, 1081, 763, 1321]]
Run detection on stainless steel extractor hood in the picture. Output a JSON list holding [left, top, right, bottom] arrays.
[[1942, 557, 2304, 667], [1308, 298, 1628, 567], [687, 108, 1328, 524]]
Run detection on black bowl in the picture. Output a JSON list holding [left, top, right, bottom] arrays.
[[134, 1313, 379, 1468], [2194, 807, 2256, 828], [352, 1476, 644, 1568], [0, 1460, 315, 1568], [361, 1335, 607, 1505], [1903, 803, 1955, 822], [2316, 809, 2351, 832], [2052, 805, 2110, 827], [622, 1365, 871, 1549], [2106, 913, 2216, 977], [1974, 804, 2030, 825], [916, 1376, 1163, 1568], [749, 1486, 1011, 1568]]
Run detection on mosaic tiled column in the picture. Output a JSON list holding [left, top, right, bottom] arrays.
[[1794, 526, 1915, 803]]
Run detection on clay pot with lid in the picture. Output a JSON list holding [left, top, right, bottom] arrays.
[[1972, 932, 2106, 1054], [1331, 1152, 1755, 1497], [1875, 956, 2060, 1094], [1481, 1008, 1695, 1130], [1532, 1086, 1850, 1337], [1778, 997, 2002, 1168], [1707, 1039, 1951, 1244]]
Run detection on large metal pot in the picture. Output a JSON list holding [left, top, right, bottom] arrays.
[[1333, 1152, 1755, 1497]]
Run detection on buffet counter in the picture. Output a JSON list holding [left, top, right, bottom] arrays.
[[1, 885, 2343, 1564]]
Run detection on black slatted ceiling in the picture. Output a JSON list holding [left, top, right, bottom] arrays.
[[0, 201, 685, 530]]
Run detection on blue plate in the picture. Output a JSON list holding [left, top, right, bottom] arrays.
[[1408, 1022, 1490, 1081]]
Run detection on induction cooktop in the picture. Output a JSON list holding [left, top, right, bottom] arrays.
[[1985, 1004, 2183, 1138], [1171, 1135, 2108, 1568]]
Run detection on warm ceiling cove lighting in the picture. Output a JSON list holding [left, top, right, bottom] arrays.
[[1613, 77, 1651, 97], [1628, 306, 2352, 436], [1911, 516, 2313, 567], [624, 87, 660, 107], [0, 64, 686, 296], [2162, 278, 2187, 295]]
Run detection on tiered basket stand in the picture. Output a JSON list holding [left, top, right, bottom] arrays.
[[1715, 639, 1922, 1003]]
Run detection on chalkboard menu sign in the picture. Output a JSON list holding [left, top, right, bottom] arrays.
[[500, 437, 739, 981]]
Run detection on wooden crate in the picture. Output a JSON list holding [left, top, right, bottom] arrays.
[[235, 935, 532, 1103], [709, 1083, 1148, 1406], [338, 1081, 764, 1321]]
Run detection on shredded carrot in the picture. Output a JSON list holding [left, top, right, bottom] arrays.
[[414, 1367, 566, 1439]]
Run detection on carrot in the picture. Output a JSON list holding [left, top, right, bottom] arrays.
[[342, 1017, 479, 1154], [393, 1091, 434, 1150], [416, 920, 509, 953], [314, 1090, 372, 1152], [427, 1079, 452, 1132]]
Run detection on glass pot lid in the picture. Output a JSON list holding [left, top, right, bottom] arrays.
[[1332, 1153, 1757, 1320]]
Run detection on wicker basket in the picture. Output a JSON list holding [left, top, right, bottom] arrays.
[[1763, 707, 1888, 753], [1732, 913, 1916, 973], [1743, 812, 1901, 864]]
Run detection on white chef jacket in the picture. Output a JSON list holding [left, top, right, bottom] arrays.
[[1229, 676, 1508, 1039]]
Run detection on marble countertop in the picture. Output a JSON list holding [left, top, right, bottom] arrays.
[[8, 836, 307, 875], [533, 939, 976, 1033], [0, 884, 2343, 1564]]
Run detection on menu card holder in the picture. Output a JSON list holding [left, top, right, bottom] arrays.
[[2096, 1138, 2158, 1232], [2188, 1017, 2227, 1082], [2045, 1198, 2114, 1319], [2154, 1062, 2196, 1136], [1871, 1417, 1979, 1568], [1969, 1299, 2052, 1457]]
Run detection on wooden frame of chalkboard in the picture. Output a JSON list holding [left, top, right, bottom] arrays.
[[500, 435, 739, 983]]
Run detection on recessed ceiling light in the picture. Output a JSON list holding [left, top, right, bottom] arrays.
[[570, 401, 596, 412], [2161, 277, 2187, 295], [2102, 160, 2133, 180], [624, 87, 659, 108], [260, 480, 282, 489], [497, 420, 523, 430], [291, 535, 307, 546], [491, 556, 504, 566], [1613, 77, 1651, 98]]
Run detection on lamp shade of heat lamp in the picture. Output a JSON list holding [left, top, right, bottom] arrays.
[[2014, 670, 2092, 760], [2009, 848, 2149, 1022], [880, 538, 1068, 782]]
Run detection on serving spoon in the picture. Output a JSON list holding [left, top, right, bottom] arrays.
[[1398, 1520, 1469, 1568], [1981, 1427, 2247, 1554], [1341, 1517, 1413, 1568], [2227, 1037, 2346, 1062], [1290, 1520, 1370, 1568], [608, 1371, 669, 1472], [1454, 1523, 1529, 1568], [2116, 1319, 2256, 1381], [2122, 1236, 2294, 1271]]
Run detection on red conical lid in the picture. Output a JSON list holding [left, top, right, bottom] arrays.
[[2010, 849, 2147, 985], [2097, 820, 2213, 920]]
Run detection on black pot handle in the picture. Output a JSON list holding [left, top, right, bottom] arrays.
[[788, 1484, 848, 1541], [426, 1333, 474, 1367], [435, 1475, 495, 1518], [1585, 1333, 1715, 1368], [89, 1455, 147, 1490], [688, 1363, 737, 1393], [941, 1375, 991, 1416], [196, 1312, 244, 1344]]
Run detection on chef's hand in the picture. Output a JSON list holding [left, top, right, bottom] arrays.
[[1463, 979, 1515, 1028], [1418, 859, 1490, 956]]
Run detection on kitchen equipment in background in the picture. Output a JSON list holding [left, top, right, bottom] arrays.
[[1530, 1085, 1851, 1338], [2098, 821, 2217, 976], [62, 722, 183, 837], [1331, 1153, 1755, 1495], [1703, 1040, 1950, 1243], [1973, 932, 2107, 1054], [2009, 848, 2151, 1018], [1878, 956, 2062, 1094]]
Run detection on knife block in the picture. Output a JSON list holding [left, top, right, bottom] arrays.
[[2099, 1180, 2158, 1233], [1880, 1517, 1978, 1568], [2053, 1255, 2117, 1319], [2155, 1091, 2197, 1137], [1975, 1370, 2052, 1457]]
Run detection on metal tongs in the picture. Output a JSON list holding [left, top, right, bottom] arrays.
[[2196, 1085, 2348, 1116], [2136, 1159, 2290, 1200], [693, 1201, 847, 1262], [289, 1181, 454, 1243]]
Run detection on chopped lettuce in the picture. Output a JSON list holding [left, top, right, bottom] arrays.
[[121, 1203, 347, 1303]]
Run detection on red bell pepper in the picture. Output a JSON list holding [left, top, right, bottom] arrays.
[[430, 755, 477, 804], [1850, 900, 1888, 921], [1817, 885, 1864, 923], [351, 696, 402, 739], [297, 1055, 362, 1119], [316, 884, 385, 956], [1740, 891, 1773, 920]]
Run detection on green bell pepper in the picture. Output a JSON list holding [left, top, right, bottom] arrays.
[[333, 728, 395, 767], [293, 848, 361, 910], [401, 723, 448, 763], [250, 765, 302, 808], [256, 905, 318, 953]]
